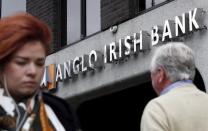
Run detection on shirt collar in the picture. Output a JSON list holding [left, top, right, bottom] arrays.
[[160, 80, 193, 96]]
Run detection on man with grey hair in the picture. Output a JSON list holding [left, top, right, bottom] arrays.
[[140, 42, 208, 131]]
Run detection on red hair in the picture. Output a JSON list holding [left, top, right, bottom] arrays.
[[0, 12, 52, 64]]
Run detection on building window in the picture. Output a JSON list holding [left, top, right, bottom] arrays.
[[1, 0, 26, 17], [101, 0, 173, 30], [67, 0, 81, 44], [86, 0, 101, 36], [67, 0, 171, 45], [67, 0, 101, 44], [146, 0, 167, 9]]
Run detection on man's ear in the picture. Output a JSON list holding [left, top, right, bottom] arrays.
[[157, 67, 167, 83]]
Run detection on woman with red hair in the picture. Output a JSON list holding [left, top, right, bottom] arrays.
[[0, 13, 79, 131]]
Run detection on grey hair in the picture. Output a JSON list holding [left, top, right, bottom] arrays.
[[150, 42, 196, 82]]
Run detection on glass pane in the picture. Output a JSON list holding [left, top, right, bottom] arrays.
[[1, 0, 26, 17], [155, 0, 167, 5], [146, 0, 152, 9], [67, 0, 81, 44], [86, 0, 101, 36], [146, 0, 167, 9]]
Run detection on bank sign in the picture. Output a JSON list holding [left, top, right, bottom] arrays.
[[41, 8, 206, 90]]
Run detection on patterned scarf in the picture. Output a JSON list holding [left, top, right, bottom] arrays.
[[39, 99, 54, 131], [21, 95, 56, 131], [0, 89, 64, 131]]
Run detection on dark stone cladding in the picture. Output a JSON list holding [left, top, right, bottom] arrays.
[[26, 0, 67, 52], [101, 0, 145, 31], [101, 0, 130, 30]]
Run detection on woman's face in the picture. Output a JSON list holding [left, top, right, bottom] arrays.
[[2, 41, 46, 102]]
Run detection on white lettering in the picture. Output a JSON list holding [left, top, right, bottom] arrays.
[[189, 8, 201, 31], [73, 57, 81, 75], [118, 38, 125, 59], [133, 31, 142, 53], [81, 55, 90, 72], [89, 50, 104, 69], [162, 20, 172, 41], [63, 61, 72, 79], [175, 14, 186, 36], [124, 36, 133, 56], [151, 26, 160, 46], [56, 64, 63, 82], [109, 42, 118, 62]]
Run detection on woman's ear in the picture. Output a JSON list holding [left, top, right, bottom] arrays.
[[0, 67, 3, 87]]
